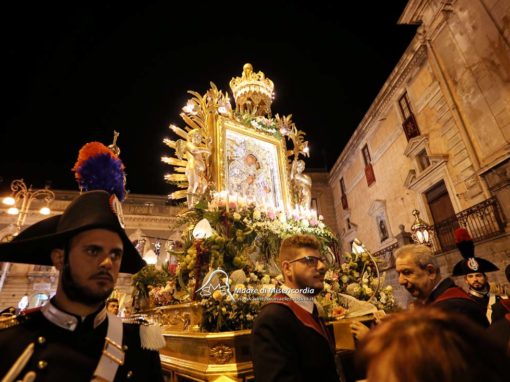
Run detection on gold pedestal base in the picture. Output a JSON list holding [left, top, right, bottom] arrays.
[[160, 330, 254, 382]]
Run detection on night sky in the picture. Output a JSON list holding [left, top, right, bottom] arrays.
[[1, 1, 416, 196]]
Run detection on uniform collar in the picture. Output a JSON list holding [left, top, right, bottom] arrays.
[[280, 284, 315, 314], [469, 288, 489, 298], [42, 298, 107, 331]]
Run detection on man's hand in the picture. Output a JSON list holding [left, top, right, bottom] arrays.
[[350, 321, 370, 341]]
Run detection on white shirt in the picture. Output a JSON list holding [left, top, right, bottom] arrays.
[[280, 284, 316, 314]]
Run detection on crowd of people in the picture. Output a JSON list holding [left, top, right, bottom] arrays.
[[250, 230, 509, 382], [0, 190, 508, 381]]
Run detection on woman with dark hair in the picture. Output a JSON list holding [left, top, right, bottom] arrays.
[[357, 307, 507, 382]]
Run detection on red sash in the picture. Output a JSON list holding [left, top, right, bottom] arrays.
[[501, 298, 510, 312], [433, 287, 475, 304], [268, 294, 335, 350]]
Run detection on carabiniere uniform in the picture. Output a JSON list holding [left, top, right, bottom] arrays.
[[0, 299, 164, 382]]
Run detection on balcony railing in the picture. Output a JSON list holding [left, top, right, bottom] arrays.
[[431, 196, 506, 253]]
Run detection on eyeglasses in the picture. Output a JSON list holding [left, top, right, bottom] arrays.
[[288, 256, 326, 267]]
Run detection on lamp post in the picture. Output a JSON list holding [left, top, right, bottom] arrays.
[[1, 179, 55, 290], [2, 179, 55, 234], [410, 209, 433, 246]]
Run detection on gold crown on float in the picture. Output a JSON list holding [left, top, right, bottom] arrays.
[[229, 63, 274, 116]]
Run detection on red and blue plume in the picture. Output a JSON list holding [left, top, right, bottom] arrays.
[[72, 142, 127, 201]]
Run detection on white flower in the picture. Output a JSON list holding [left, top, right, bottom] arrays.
[[253, 210, 261, 220], [362, 285, 373, 295], [323, 282, 332, 292], [346, 283, 361, 297], [233, 212, 241, 221], [261, 275, 271, 284], [246, 313, 254, 321], [384, 285, 393, 292], [341, 275, 349, 284], [318, 222, 325, 229], [250, 273, 258, 282], [301, 219, 309, 227]]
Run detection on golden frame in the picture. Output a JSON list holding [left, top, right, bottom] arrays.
[[213, 116, 291, 211]]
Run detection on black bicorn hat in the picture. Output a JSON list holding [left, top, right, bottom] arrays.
[[0, 190, 146, 274], [451, 228, 499, 276]]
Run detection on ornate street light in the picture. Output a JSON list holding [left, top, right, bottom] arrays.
[[2, 179, 55, 234], [0, 179, 56, 291], [411, 209, 433, 246]]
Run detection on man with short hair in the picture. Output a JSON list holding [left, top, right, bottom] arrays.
[[106, 298, 120, 316], [251, 234, 339, 382], [395, 244, 488, 327], [0, 191, 164, 382]]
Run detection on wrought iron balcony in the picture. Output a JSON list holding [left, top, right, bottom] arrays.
[[431, 196, 506, 253]]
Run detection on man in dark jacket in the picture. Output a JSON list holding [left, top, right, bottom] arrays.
[[251, 234, 339, 382], [0, 191, 164, 382], [395, 244, 488, 328], [451, 228, 500, 323]]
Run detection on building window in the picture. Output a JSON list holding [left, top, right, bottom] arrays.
[[340, 178, 348, 210], [399, 92, 420, 141], [362, 145, 376, 186], [417, 149, 430, 171]]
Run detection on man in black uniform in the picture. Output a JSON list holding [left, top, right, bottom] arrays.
[[0, 191, 165, 382], [451, 228, 500, 323]]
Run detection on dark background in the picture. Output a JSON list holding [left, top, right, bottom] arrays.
[[0, 1, 416, 196]]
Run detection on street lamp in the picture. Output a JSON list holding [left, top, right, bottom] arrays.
[[0, 179, 56, 291], [411, 209, 433, 246], [2, 179, 55, 234]]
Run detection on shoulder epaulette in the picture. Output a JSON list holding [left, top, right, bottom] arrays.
[[0, 314, 20, 330]]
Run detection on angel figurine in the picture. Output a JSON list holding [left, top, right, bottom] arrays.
[[291, 159, 312, 210], [175, 129, 211, 207]]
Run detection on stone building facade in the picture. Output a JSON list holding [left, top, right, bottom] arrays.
[[329, 0, 510, 306], [0, 190, 182, 311]]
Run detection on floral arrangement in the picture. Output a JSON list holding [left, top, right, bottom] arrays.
[[170, 197, 338, 295], [132, 265, 175, 310], [316, 251, 400, 317], [149, 280, 180, 307], [235, 113, 281, 138], [199, 263, 276, 332]]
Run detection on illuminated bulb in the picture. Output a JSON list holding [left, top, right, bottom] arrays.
[[39, 206, 51, 215], [7, 207, 19, 215], [2, 196, 15, 206], [182, 100, 196, 114]]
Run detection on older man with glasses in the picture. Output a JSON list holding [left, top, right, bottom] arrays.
[[251, 234, 339, 382]]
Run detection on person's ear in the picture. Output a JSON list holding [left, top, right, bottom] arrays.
[[51, 248, 65, 271], [282, 262, 292, 281]]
